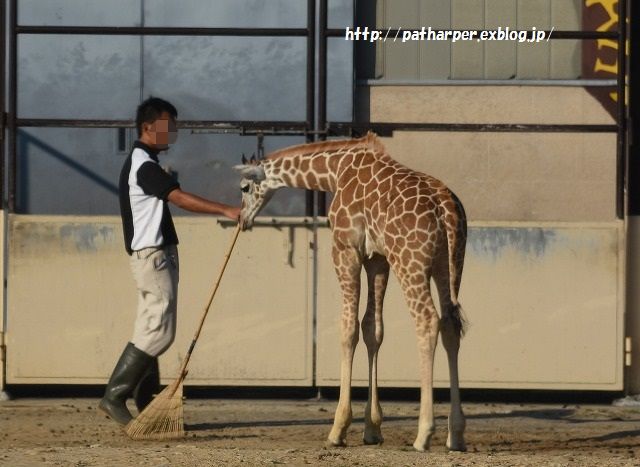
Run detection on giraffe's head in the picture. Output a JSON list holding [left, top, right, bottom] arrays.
[[233, 159, 281, 231]]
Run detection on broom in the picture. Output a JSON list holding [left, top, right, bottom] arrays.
[[125, 224, 242, 440]]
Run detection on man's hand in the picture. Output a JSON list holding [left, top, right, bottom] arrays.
[[224, 206, 242, 221], [168, 189, 241, 220]]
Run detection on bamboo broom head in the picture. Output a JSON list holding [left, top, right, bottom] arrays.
[[125, 380, 185, 440]]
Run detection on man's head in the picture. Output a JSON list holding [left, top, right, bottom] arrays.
[[136, 97, 178, 151]]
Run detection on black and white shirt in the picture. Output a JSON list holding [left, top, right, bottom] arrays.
[[119, 141, 180, 255]]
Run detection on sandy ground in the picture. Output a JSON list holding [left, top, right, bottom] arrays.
[[1, 395, 640, 466]]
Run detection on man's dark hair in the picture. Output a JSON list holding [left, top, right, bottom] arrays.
[[135, 97, 178, 136]]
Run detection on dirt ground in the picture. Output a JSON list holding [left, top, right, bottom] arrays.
[[1, 395, 640, 466]]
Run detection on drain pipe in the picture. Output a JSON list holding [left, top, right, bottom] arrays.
[[0, 331, 9, 401], [0, 209, 9, 402], [0, 0, 8, 403]]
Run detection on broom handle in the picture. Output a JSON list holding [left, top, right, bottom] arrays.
[[177, 223, 242, 379]]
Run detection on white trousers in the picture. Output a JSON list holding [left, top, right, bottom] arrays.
[[129, 245, 179, 357]]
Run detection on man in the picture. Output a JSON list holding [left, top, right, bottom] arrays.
[[99, 97, 241, 425]]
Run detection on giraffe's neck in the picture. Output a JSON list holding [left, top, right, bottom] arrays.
[[263, 148, 342, 193], [262, 134, 388, 192]]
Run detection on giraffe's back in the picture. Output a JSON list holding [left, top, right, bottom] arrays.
[[359, 151, 465, 262], [328, 139, 465, 263]]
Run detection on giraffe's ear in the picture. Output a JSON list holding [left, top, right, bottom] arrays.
[[233, 164, 266, 182]]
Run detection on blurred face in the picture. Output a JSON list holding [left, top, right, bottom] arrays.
[[141, 111, 178, 150]]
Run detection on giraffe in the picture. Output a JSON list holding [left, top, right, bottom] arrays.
[[234, 132, 467, 452]]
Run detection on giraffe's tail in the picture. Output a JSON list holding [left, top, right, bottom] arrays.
[[447, 302, 467, 339], [440, 190, 468, 338]]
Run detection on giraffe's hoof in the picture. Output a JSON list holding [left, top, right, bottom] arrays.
[[447, 444, 467, 452], [363, 431, 384, 445], [412, 442, 428, 452], [412, 438, 431, 452], [325, 437, 346, 448], [446, 436, 467, 452]]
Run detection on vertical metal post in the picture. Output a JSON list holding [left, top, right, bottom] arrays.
[[316, 0, 328, 216], [305, 0, 316, 217], [7, 0, 16, 213], [139, 0, 145, 103], [306, 0, 316, 133], [617, 0, 628, 219], [307, 0, 319, 391], [0, 0, 6, 203], [626, 0, 640, 395], [1, 0, 11, 401], [318, 0, 327, 133]]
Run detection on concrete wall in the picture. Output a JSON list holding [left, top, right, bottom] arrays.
[[6, 216, 314, 386], [362, 85, 616, 223], [4, 215, 625, 390], [625, 218, 640, 393], [317, 222, 624, 390]]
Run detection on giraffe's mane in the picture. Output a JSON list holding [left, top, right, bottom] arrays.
[[266, 132, 387, 160]]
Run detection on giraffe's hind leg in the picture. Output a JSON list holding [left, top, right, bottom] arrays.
[[361, 254, 389, 445], [410, 291, 440, 452], [392, 259, 440, 452], [433, 254, 466, 451]]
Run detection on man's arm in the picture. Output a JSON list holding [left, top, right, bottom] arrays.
[[167, 188, 240, 220]]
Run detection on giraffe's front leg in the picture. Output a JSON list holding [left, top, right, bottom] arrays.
[[326, 322, 358, 447], [326, 245, 362, 447]]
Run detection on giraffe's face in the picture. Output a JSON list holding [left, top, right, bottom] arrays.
[[234, 163, 275, 231]]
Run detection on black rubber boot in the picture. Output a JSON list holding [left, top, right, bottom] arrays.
[[98, 343, 154, 425], [133, 357, 160, 412]]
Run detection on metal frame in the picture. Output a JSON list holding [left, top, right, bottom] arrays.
[[5, 0, 318, 213], [0, 0, 632, 395], [2, 0, 630, 219], [617, 0, 629, 220], [322, 1, 628, 219], [629, 0, 640, 215], [0, 0, 5, 204]]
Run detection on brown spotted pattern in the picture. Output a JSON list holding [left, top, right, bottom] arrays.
[[235, 132, 468, 452]]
